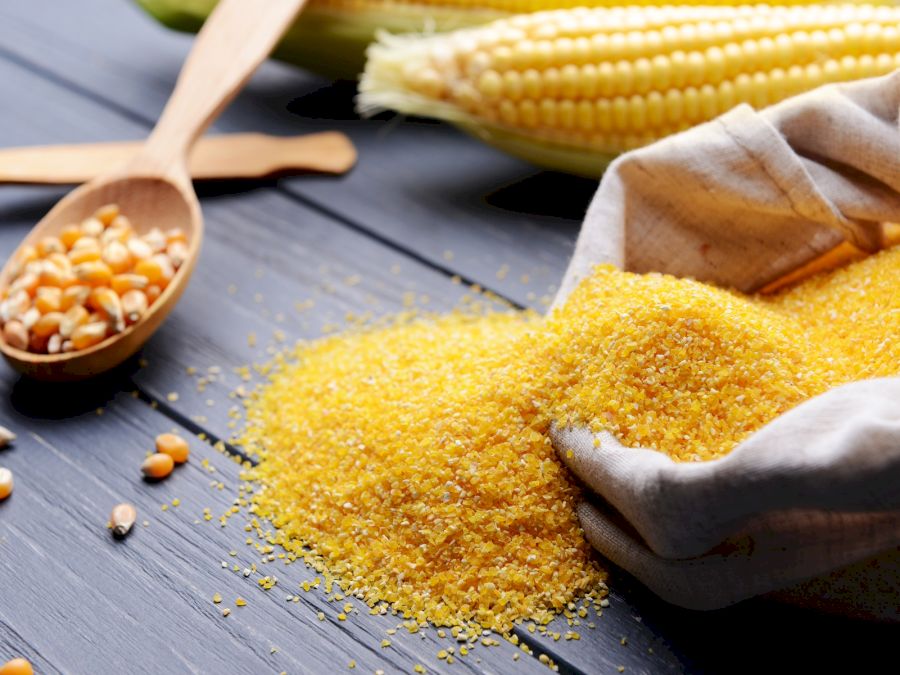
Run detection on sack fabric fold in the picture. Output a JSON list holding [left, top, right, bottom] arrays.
[[552, 71, 900, 618]]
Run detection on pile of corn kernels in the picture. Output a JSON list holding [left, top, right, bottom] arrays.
[[0, 204, 186, 354]]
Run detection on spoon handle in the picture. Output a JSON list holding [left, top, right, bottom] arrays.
[[135, 0, 307, 177]]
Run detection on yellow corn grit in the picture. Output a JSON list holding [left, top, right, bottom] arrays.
[[766, 244, 900, 384], [536, 266, 827, 462], [360, 4, 900, 175], [240, 245, 900, 632], [241, 311, 605, 633]]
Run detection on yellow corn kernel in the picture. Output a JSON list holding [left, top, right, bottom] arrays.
[[60, 305, 90, 338], [166, 228, 187, 244], [156, 433, 190, 464], [167, 241, 188, 268], [102, 241, 132, 274], [47, 334, 63, 354], [127, 237, 153, 261], [141, 452, 175, 479], [45, 253, 72, 273], [34, 287, 62, 314], [110, 214, 133, 234], [0, 467, 13, 501], [70, 321, 108, 350], [110, 502, 137, 538], [80, 216, 104, 237], [59, 225, 82, 249], [68, 244, 102, 265], [0, 657, 33, 675], [31, 311, 64, 338], [37, 236, 65, 257], [73, 261, 113, 286], [135, 255, 174, 287], [94, 203, 120, 226], [121, 289, 149, 326], [2, 320, 28, 351], [39, 262, 73, 289], [10, 272, 39, 297], [111, 273, 148, 295], [143, 228, 168, 254], [145, 285, 162, 304], [60, 285, 91, 311], [100, 225, 132, 245], [88, 287, 124, 332]]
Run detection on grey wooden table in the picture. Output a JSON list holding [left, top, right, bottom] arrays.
[[0, 2, 894, 674]]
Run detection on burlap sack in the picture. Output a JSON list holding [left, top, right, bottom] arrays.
[[552, 71, 900, 619]]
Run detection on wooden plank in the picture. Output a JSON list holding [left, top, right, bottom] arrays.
[[0, 0, 588, 309]]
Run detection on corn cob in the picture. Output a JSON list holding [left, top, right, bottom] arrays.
[[136, 0, 884, 79], [360, 5, 900, 175]]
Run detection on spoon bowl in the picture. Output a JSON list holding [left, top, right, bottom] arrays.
[[0, 174, 201, 381], [0, 0, 306, 381]]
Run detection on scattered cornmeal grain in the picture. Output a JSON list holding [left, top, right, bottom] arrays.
[[239, 248, 900, 637]]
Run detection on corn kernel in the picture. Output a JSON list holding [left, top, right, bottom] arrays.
[[156, 433, 190, 464], [94, 203, 120, 226], [0, 657, 32, 675], [59, 225, 82, 249], [59, 305, 90, 338], [73, 260, 113, 286], [134, 255, 174, 287], [68, 243, 102, 265], [81, 216, 104, 237], [0, 467, 13, 500], [31, 311, 64, 338], [60, 285, 91, 311], [37, 236, 65, 256], [2, 320, 28, 351], [121, 290, 149, 326], [111, 273, 148, 295], [88, 287, 124, 332], [70, 321, 108, 350], [141, 452, 175, 480], [34, 287, 62, 314], [102, 240, 132, 274]]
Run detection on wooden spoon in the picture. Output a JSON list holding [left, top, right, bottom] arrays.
[[0, 0, 307, 381], [0, 132, 356, 184]]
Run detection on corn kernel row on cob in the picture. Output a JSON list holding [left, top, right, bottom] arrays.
[[136, 0, 883, 79], [360, 5, 900, 175]]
